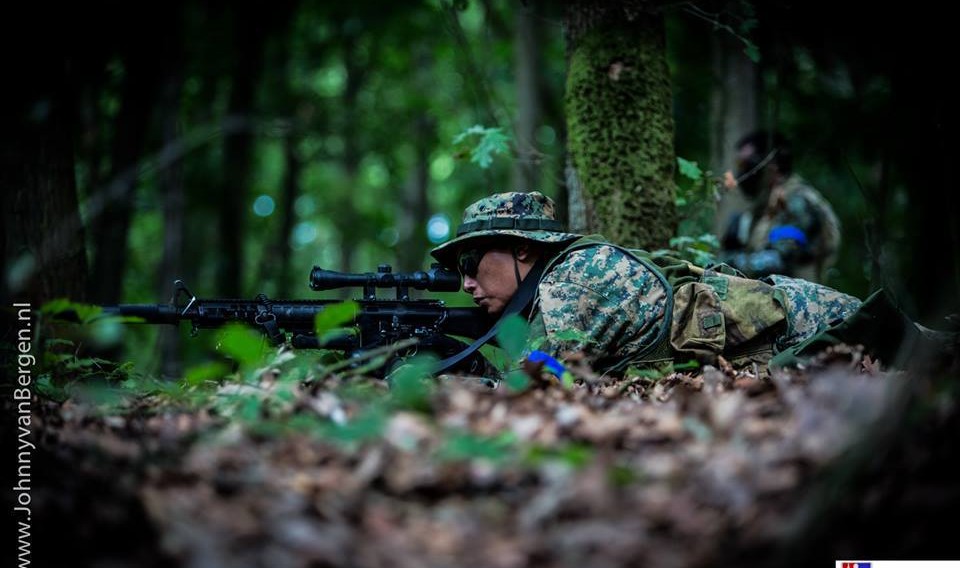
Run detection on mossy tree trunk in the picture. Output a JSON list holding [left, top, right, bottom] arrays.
[[564, 0, 677, 250]]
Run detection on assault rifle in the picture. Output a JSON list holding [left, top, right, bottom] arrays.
[[95, 264, 497, 376]]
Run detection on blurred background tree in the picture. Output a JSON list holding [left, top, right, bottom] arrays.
[[2, 0, 957, 374]]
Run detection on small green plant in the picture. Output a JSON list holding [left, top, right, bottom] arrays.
[[437, 430, 518, 464], [675, 156, 721, 238], [452, 125, 511, 169], [496, 314, 531, 390], [386, 354, 437, 413], [524, 442, 594, 469]]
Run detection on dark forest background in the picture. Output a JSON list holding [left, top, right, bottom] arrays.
[[3, 0, 958, 373]]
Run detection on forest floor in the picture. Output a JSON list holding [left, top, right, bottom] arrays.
[[10, 343, 960, 568]]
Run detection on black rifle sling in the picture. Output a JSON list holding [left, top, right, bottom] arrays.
[[435, 256, 548, 374]]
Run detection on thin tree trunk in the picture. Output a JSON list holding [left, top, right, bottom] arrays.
[[2, 58, 88, 304], [709, 30, 758, 234], [512, 0, 543, 193], [156, 45, 185, 379], [336, 35, 365, 276], [564, 0, 677, 250], [87, 48, 158, 304], [276, 135, 300, 297], [218, 7, 266, 297], [397, 115, 434, 273]]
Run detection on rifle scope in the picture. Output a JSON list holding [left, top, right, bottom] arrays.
[[310, 263, 461, 298]]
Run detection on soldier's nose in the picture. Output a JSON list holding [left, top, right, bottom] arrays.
[[463, 276, 477, 293]]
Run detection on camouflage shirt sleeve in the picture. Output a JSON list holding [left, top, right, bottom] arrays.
[[529, 245, 668, 364]]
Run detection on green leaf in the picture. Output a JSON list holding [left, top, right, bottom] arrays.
[[608, 464, 637, 487], [452, 124, 486, 144], [322, 406, 387, 445], [387, 354, 437, 412], [217, 323, 266, 368], [496, 314, 529, 361], [184, 361, 231, 386], [452, 125, 511, 170], [525, 443, 593, 469], [677, 157, 703, 182], [472, 128, 510, 168], [504, 369, 530, 391], [438, 431, 517, 463], [743, 42, 761, 63], [41, 298, 103, 324], [35, 375, 68, 402], [315, 301, 359, 336], [673, 359, 701, 371]]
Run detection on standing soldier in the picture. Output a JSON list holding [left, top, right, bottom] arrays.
[[719, 131, 841, 283]]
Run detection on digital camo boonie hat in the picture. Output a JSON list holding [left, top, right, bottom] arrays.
[[430, 191, 582, 268]]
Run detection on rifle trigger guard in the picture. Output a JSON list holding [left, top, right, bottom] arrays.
[[255, 294, 284, 346], [255, 312, 276, 325]]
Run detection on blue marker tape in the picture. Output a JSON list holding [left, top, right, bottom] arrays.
[[768, 225, 808, 247], [527, 350, 566, 377]]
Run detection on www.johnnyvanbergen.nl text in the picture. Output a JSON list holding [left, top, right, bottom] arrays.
[[13, 302, 34, 567]]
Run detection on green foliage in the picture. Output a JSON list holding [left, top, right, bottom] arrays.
[[217, 324, 268, 370], [608, 464, 638, 487], [386, 354, 437, 413], [673, 359, 701, 372], [674, 156, 719, 239], [656, 234, 719, 267], [677, 156, 703, 183], [504, 369, 531, 391], [319, 405, 388, 446], [496, 314, 529, 362], [437, 430, 518, 463], [524, 443, 594, 469], [452, 125, 511, 169], [184, 361, 232, 386], [495, 314, 534, 390], [314, 300, 359, 344], [41, 298, 103, 323]]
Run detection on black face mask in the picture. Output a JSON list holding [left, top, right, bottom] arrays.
[[738, 172, 763, 198], [736, 151, 768, 198]]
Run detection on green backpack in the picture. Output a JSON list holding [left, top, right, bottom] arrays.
[[549, 237, 789, 370]]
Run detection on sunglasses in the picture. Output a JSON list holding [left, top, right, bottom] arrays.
[[457, 247, 486, 278]]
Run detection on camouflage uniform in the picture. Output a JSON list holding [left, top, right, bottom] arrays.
[[529, 243, 670, 370], [433, 192, 861, 371], [722, 174, 841, 282]]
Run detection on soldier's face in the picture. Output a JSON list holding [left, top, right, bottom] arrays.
[[735, 143, 764, 197], [460, 247, 519, 315]]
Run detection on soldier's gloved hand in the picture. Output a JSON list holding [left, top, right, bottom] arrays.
[[722, 249, 785, 277]]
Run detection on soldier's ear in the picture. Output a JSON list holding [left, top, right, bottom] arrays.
[[513, 243, 536, 262]]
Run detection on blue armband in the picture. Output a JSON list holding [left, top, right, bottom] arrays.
[[526, 350, 566, 377], [768, 225, 808, 247]]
